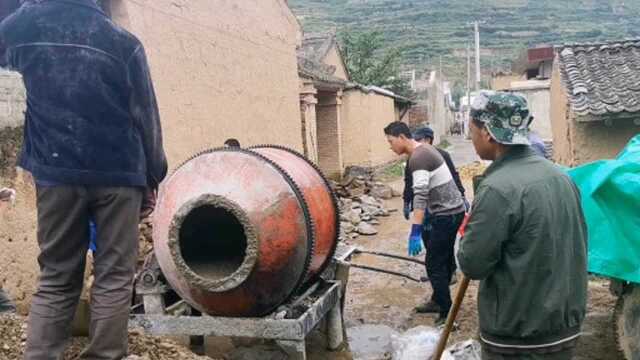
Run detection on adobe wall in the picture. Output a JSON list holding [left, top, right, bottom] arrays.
[[340, 90, 398, 168], [111, 0, 304, 167], [571, 119, 639, 164], [516, 86, 552, 140], [550, 62, 574, 166], [323, 46, 349, 81], [0, 70, 39, 314]]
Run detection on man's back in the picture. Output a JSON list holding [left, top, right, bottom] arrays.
[[0, 0, 166, 187], [459, 146, 587, 346]]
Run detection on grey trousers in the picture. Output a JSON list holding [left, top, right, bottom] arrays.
[[0, 287, 16, 313], [24, 186, 142, 360], [482, 346, 574, 360]]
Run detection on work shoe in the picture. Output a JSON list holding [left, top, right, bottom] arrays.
[[415, 300, 441, 314], [435, 314, 459, 330]]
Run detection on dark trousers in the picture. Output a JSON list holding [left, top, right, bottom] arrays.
[[424, 212, 464, 316], [0, 287, 15, 313], [24, 186, 142, 360], [482, 346, 574, 359], [422, 215, 458, 283]]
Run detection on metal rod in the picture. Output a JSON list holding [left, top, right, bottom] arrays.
[[354, 249, 424, 266], [349, 263, 422, 283]]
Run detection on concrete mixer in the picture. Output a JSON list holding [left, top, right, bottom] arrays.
[[151, 145, 340, 317]]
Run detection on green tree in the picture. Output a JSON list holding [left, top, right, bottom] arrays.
[[339, 31, 415, 99]]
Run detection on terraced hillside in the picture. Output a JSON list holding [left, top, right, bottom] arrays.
[[289, 0, 640, 81]]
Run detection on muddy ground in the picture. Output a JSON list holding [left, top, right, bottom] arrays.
[[335, 178, 623, 360], [0, 166, 625, 360]]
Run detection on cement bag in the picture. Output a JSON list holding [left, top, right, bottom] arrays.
[[567, 134, 640, 284], [391, 326, 440, 360], [442, 339, 482, 360]]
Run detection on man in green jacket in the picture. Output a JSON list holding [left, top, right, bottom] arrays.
[[457, 92, 588, 359]]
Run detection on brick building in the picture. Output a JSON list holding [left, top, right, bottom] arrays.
[[297, 32, 412, 178]]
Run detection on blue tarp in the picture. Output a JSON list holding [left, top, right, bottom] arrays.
[[567, 135, 640, 284]]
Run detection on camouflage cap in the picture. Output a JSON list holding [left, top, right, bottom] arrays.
[[470, 91, 532, 145]]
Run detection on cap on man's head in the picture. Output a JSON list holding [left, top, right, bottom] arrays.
[[470, 91, 532, 145], [413, 126, 434, 141]]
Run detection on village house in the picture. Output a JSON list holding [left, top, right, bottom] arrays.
[[0, 0, 306, 311], [297, 32, 413, 178], [491, 46, 554, 142], [551, 39, 640, 165], [412, 71, 456, 142]]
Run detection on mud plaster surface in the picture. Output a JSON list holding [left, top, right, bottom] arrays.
[[0, 125, 40, 314], [0, 126, 22, 180], [166, 194, 258, 293]]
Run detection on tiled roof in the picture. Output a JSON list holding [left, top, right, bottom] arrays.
[[297, 57, 346, 86], [298, 32, 336, 63], [558, 39, 640, 119]]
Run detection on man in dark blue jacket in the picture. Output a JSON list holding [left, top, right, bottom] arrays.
[[0, 1, 167, 359]]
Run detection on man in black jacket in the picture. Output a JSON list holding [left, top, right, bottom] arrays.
[[402, 126, 467, 314], [0, 1, 167, 359]]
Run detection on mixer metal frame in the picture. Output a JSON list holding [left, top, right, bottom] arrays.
[[129, 246, 356, 360]]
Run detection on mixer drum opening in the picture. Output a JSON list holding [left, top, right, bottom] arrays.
[[178, 205, 248, 282]]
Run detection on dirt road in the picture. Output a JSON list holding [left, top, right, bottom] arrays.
[[333, 179, 623, 360]]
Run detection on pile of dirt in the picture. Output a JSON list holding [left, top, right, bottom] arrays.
[[458, 161, 487, 183], [0, 314, 215, 360], [138, 217, 154, 268], [0, 314, 26, 360], [0, 126, 23, 180]]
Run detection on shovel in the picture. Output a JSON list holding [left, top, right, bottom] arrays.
[[431, 275, 471, 360]]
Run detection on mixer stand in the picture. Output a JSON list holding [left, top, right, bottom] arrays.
[[129, 246, 356, 360]]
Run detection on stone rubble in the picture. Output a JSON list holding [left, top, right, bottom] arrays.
[[0, 314, 216, 360], [332, 166, 399, 241]]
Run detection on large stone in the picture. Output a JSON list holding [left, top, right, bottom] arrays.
[[344, 209, 362, 225], [340, 221, 356, 234], [359, 195, 381, 207], [361, 204, 382, 216], [369, 184, 393, 200], [356, 222, 378, 236], [344, 165, 371, 179]]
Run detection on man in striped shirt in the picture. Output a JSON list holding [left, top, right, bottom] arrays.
[[384, 121, 465, 326]]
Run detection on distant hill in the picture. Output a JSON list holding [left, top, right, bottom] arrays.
[[288, 0, 640, 84]]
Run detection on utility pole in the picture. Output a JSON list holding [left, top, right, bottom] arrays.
[[466, 44, 471, 108], [474, 21, 481, 91], [439, 55, 443, 85], [466, 43, 471, 138]]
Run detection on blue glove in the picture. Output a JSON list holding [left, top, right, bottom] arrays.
[[408, 224, 423, 257], [89, 220, 97, 253], [403, 201, 411, 220], [463, 198, 470, 212]]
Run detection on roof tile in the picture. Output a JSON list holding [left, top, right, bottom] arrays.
[[558, 39, 640, 119]]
